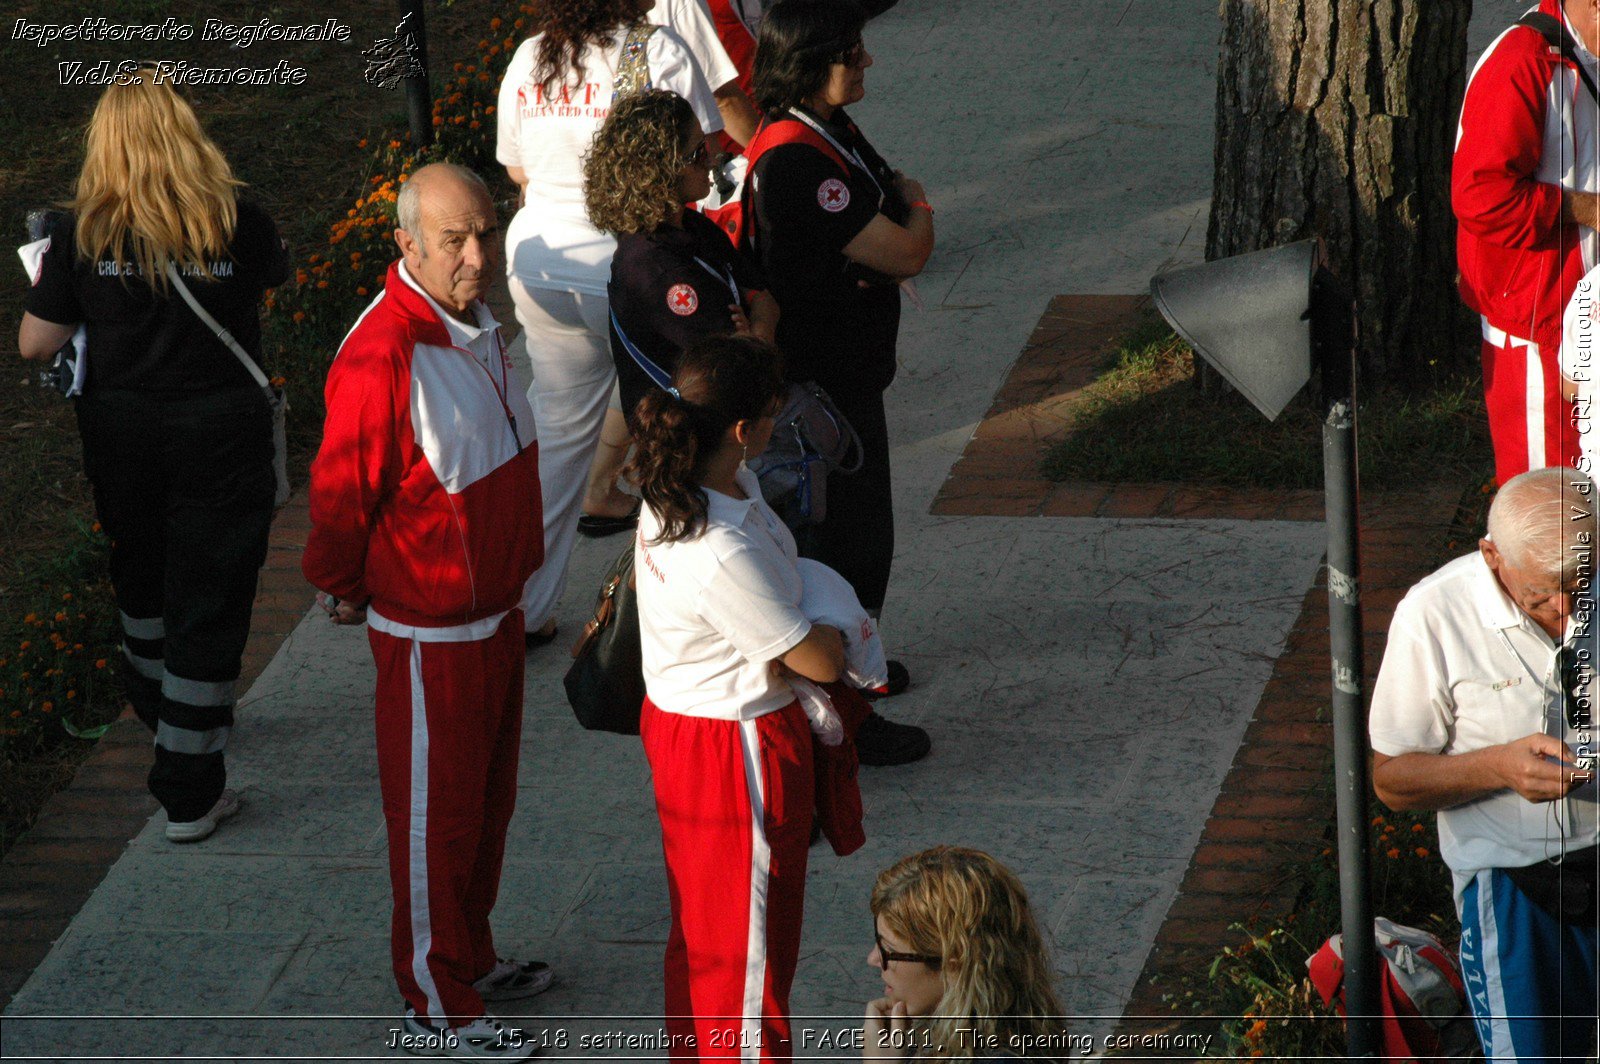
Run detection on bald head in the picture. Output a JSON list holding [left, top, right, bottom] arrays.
[[393, 163, 498, 318]]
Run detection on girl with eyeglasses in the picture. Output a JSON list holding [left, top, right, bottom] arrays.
[[630, 334, 846, 1060], [584, 90, 779, 422], [866, 847, 1070, 1061]]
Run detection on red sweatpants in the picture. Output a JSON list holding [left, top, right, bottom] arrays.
[[1481, 332, 1581, 484], [641, 698, 815, 1063], [370, 612, 524, 1027]]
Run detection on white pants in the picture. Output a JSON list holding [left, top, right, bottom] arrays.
[[510, 279, 613, 631]]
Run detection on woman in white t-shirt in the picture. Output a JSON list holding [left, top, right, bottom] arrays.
[[496, 0, 722, 643], [628, 334, 845, 1059]]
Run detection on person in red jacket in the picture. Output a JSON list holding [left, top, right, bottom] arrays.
[[302, 164, 552, 1060], [1453, 0, 1600, 484]]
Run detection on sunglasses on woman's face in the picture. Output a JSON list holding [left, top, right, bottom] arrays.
[[833, 41, 868, 68], [685, 141, 711, 168], [874, 924, 940, 971]]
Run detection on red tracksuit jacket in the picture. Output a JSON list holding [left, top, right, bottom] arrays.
[[303, 263, 543, 628], [1454, 0, 1596, 351]]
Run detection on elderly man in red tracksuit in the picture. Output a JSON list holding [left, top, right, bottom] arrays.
[[1453, 0, 1600, 484], [303, 163, 551, 1060]]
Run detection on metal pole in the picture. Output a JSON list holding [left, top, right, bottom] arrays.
[[1310, 267, 1379, 1058], [401, 0, 434, 148]]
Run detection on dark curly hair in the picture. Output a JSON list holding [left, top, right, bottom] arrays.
[[752, 0, 868, 114], [528, 0, 647, 98], [627, 335, 785, 544], [584, 90, 700, 235]]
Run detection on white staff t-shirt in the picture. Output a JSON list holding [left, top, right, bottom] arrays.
[[496, 26, 723, 296], [648, 0, 739, 92]]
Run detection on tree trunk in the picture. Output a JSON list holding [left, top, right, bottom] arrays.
[[1206, 0, 1474, 386]]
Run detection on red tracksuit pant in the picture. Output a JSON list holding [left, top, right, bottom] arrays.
[[641, 698, 815, 1062], [1481, 332, 1581, 484], [370, 611, 524, 1027]]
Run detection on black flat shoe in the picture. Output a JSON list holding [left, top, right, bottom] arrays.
[[577, 501, 641, 538], [855, 710, 930, 766], [525, 623, 559, 649]]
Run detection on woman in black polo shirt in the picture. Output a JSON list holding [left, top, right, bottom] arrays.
[[745, 0, 935, 764], [18, 71, 288, 843], [585, 89, 778, 420]]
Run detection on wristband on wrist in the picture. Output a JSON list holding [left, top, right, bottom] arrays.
[[911, 200, 934, 216]]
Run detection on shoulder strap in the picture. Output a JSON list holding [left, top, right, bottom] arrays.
[[1518, 10, 1600, 102], [744, 116, 849, 175], [613, 22, 658, 100], [166, 263, 270, 390], [608, 307, 675, 391]]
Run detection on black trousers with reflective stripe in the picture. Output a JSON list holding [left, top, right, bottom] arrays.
[[76, 387, 274, 822]]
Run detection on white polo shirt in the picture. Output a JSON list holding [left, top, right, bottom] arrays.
[[649, 0, 740, 92], [636, 465, 810, 720], [1369, 551, 1599, 897]]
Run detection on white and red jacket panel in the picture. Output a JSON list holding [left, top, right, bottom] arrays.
[[304, 262, 543, 628], [1454, 0, 1600, 351]]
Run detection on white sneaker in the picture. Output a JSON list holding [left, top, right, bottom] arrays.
[[399, 1010, 540, 1060], [473, 958, 554, 1002], [164, 790, 241, 843]]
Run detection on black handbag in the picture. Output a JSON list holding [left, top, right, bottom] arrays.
[[563, 543, 645, 735]]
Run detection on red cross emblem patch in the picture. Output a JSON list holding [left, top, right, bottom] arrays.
[[818, 178, 850, 212], [667, 284, 699, 316]]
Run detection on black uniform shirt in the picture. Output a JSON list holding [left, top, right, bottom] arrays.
[[747, 107, 906, 391], [608, 207, 766, 417], [25, 199, 289, 393]]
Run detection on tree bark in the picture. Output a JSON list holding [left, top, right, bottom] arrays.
[[1206, 0, 1474, 385]]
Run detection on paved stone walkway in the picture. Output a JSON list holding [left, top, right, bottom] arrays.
[[0, 0, 1523, 1060]]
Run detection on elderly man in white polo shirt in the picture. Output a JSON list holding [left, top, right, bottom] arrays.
[[1369, 466, 1599, 1061]]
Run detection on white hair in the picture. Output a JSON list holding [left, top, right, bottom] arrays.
[[395, 163, 490, 249], [1487, 466, 1597, 580]]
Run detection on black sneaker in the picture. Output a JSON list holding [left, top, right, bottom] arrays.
[[855, 710, 930, 766], [864, 659, 911, 701]]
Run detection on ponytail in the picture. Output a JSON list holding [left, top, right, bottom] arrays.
[[626, 335, 785, 543]]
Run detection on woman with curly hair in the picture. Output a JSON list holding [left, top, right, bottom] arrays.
[[18, 69, 288, 842], [586, 89, 778, 419], [865, 847, 1069, 1062], [630, 334, 845, 1060], [496, 0, 722, 641]]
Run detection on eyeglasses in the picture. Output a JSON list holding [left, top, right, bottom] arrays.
[[684, 141, 711, 168], [833, 41, 868, 68], [873, 925, 940, 972]]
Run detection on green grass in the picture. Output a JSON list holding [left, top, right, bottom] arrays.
[[1041, 317, 1492, 490]]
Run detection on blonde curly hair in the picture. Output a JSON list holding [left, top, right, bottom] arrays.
[[871, 847, 1069, 1062], [584, 90, 700, 235]]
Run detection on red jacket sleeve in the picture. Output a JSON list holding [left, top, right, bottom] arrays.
[[301, 331, 408, 604], [1453, 31, 1566, 251]]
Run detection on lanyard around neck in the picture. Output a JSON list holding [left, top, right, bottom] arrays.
[[786, 108, 884, 201]]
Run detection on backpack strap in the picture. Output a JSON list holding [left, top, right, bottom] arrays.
[[608, 307, 675, 392], [1518, 10, 1600, 102], [613, 22, 658, 100], [743, 115, 850, 176]]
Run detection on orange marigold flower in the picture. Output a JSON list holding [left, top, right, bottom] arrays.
[[453, 62, 463, 72], [358, 138, 369, 148], [490, 18, 502, 29], [1415, 847, 1430, 858], [433, 116, 444, 126], [295, 269, 309, 284], [357, 286, 369, 296], [316, 280, 329, 289], [1412, 823, 1425, 833], [41, 701, 53, 713], [62, 592, 72, 601], [95, 659, 107, 669], [470, 120, 481, 130], [67, 690, 76, 700], [293, 311, 306, 324], [1386, 847, 1401, 859], [91, 522, 102, 532], [486, 106, 496, 115], [514, 18, 525, 29], [23, 613, 37, 624], [309, 253, 321, 263], [19, 641, 30, 651], [389, 139, 403, 150], [397, 173, 408, 184]]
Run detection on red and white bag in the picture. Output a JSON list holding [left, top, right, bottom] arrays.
[[1306, 917, 1481, 1062]]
